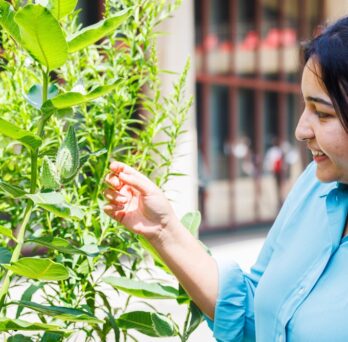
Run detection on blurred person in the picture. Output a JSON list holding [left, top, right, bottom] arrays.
[[264, 137, 284, 205], [103, 16, 348, 342], [229, 136, 255, 176]]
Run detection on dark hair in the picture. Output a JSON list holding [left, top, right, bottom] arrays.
[[304, 16, 348, 132]]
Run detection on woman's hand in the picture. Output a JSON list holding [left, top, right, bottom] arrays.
[[103, 161, 178, 241], [104, 161, 218, 318]]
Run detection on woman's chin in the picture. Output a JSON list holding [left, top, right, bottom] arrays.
[[315, 170, 338, 183]]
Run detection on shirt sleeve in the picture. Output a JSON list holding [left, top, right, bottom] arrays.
[[205, 162, 316, 342]]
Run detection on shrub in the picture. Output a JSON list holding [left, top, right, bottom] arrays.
[[0, 0, 203, 341]]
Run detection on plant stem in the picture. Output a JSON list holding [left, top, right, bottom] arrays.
[[0, 69, 50, 311], [30, 151, 38, 193], [180, 307, 192, 342], [0, 149, 38, 310], [29, 70, 49, 192], [0, 202, 33, 310], [42, 70, 49, 103], [92, 133, 113, 202], [29, 115, 46, 193]]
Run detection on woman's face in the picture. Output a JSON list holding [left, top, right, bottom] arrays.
[[295, 58, 348, 183]]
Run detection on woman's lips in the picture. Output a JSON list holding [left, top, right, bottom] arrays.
[[313, 154, 328, 163]]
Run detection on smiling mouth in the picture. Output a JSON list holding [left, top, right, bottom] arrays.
[[311, 150, 328, 162], [311, 150, 326, 157]]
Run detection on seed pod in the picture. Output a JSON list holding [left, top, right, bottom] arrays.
[[56, 126, 80, 182], [41, 156, 60, 190]]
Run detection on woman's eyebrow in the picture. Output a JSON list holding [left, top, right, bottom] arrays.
[[305, 96, 333, 108]]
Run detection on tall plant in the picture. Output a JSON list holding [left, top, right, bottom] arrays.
[[0, 0, 203, 341]]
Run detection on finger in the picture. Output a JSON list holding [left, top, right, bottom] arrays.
[[105, 173, 122, 190], [118, 184, 135, 198], [110, 161, 159, 195], [104, 203, 125, 211], [109, 161, 131, 175], [117, 171, 156, 195], [110, 162, 148, 181], [104, 189, 128, 204], [104, 204, 125, 222]]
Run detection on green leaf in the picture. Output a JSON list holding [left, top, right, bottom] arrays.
[[176, 284, 190, 305], [0, 118, 42, 150], [8, 334, 33, 342], [76, 259, 89, 275], [3, 257, 69, 281], [181, 211, 201, 238], [0, 179, 27, 198], [27, 236, 100, 256], [79, 243, 100, 256], [0, 247, 12, 264], [16, 283, 44, 318], [0, 226, 15, 240], [25, 84, 59, 109], [40, 156, 60, 191], [79, 148, 107, 167], [42, 83, 120, 113], [27, 236, 78, 253], [56, 126, 79, 182], [138, 235, 171, 274], [48, 0, 78, 20], [26, 191, 84, 220], [18, 301, 102, 324], [0, 317, 64, 332], [116, 311, 177, 337], [0, 0, 21, 42], [185, 302, 204, 338], [14, 4, 68, 70], [41, 332, 64, 342], [107, 312, 120, 341], [67, 10, 130, 53], [103, 277, 178, 299], [56, 107, 73, 118]]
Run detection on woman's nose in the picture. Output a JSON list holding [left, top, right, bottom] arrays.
[[295, 110, 314, 141]]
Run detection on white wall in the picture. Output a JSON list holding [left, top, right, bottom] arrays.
[[326, 0, 348, 21], [156, 0, 198, 219]]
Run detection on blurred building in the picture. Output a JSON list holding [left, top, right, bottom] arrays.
[[193, 0, 323, 230], [86, 0, 347, 231]]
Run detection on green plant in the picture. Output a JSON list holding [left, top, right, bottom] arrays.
[[0, 0, 204, 341]]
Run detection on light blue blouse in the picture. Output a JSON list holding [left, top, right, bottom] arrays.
[[206, 162, 348, 342]]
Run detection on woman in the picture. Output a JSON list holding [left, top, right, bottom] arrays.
[[104, 17, 348, 342]]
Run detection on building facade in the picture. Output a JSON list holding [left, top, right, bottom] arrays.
[[195, 0, 323, 230]]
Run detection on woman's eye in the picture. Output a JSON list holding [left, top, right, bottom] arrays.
[[315, 111, 331, 119]]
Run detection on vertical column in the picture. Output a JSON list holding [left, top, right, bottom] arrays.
[[156, 1, 198, 219], [228, 87, 237, 223], [228, 0, 238, 224], [202, 0, 209, 73], [254, 90, 263, 220], [254, 0, 263, 219], [326, 0, 348, 21]]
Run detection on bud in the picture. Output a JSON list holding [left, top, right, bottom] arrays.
[[56, 126, 80, 183], [41, 156, 60, 190]]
